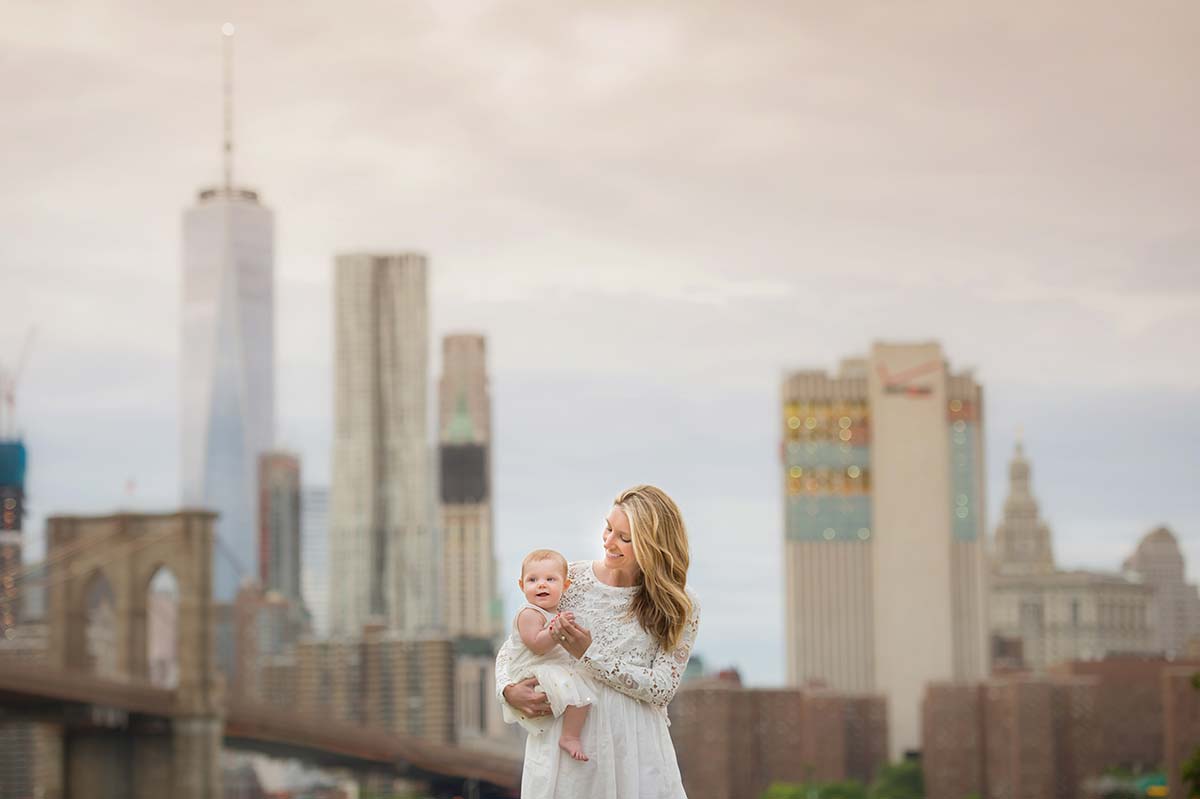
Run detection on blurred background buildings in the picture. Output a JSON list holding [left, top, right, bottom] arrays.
[[2, 5, 1200, 798], [991, 443, 1156, 670]]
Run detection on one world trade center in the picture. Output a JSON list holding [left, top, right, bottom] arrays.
[[180, 24, 274, 603]]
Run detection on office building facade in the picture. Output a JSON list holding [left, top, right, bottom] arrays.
[[301, 486, 330, 637], [330, 253, 432, 635], [258, 451, 302, 602], [439, 333, 499, 640], [782, 342, 989, 758]]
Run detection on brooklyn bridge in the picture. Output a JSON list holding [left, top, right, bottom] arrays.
[[0, 510, 522, 799]]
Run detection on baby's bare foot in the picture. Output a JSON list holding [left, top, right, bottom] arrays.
[[559, 735, 588, 762]]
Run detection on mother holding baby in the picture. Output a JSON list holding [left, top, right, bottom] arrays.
[[496, 484, 701, 798]]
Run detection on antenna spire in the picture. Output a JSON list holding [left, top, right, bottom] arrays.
[[221, 23, 235, 192]]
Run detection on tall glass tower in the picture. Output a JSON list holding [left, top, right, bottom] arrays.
[[180, 25, 275, 602]]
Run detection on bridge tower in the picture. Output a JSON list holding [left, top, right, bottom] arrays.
[[45, 510, 223, 799]]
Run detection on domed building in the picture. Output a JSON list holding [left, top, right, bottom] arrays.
[[1123, 526, 1200, 658]]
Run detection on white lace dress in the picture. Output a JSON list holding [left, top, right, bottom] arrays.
[[495, 560, 701, 799]]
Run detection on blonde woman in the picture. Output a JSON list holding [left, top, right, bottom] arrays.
[[496, 485, 701, 798]]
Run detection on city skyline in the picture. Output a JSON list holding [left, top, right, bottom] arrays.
[[3, 1, 1198, 685]]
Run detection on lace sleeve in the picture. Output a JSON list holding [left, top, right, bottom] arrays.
[[580, 595, 700, 706]]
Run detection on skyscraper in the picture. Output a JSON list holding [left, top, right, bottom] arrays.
[[782, 342, 989, 758], [258, 451, 302, 603], [330, 253, 432, 636], [0, 441, 26, 639], [301, 486, 330, 637], [439, 334, 499, 639], [180, 26, 274, 602]]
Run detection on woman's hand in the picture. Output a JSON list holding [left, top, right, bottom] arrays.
[[554, 611, 593, 660], [502, 677, 551, 718]]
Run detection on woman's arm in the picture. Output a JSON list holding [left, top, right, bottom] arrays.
[[559, 597, 701, 707]]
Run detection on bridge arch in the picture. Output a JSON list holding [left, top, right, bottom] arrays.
[[145, 564, 180, 689], [80, 568, 119, 678], [47, 511, 219, 709]]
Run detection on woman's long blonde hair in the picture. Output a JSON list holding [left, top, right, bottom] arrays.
[[615, 485, 692, 651]]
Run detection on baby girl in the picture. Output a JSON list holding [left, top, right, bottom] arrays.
[[498, 548, 593, 761]]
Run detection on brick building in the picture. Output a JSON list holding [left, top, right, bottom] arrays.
[[0, 624, 57, 799], [669, 678, 887, 799], [1049, 656, 1200, 771], [1163, 667, 1200, 799], [923, 659, 1200, 799], [923, 675, 1101, 799], [258, 631, 457, 744], [361, 629, 455, 742]]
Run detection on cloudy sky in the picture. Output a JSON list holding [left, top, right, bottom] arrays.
[[3, 0, 1198, 684]]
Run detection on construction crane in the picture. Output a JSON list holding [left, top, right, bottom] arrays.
[[0, 327, 36, 440]]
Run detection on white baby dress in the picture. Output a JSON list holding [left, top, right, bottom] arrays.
[[499, 602, 594, 735]]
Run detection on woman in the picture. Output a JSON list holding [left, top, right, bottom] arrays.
[[496, 484, 701, 798]]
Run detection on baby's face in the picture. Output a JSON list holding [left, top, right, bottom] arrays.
[[520, 559, 569, 611]]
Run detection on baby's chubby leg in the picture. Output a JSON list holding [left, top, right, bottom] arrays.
[[558, 704, 590, 762]]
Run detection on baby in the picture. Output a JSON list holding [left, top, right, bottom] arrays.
[[498, 548, 592, 761]]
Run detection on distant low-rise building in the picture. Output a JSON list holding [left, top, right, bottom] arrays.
[[361, 628, 454, 743], [287, 629, 455, 744], [991, 569, 1155, 668], [0, 622, 54, 799], [923, 674, 1101, 799], [1049, 655, 1200, 771], [1164, 667, 1200, 799], [924, 657, 1200, 799], [453, 639, 514, 745], [670, 676, 888, 799], [230, 583, 307, 703]]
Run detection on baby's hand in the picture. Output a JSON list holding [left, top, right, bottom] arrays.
[[547, 611, 573, 642]]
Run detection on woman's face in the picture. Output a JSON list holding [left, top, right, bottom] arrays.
[[602, 507, 640, 575]]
